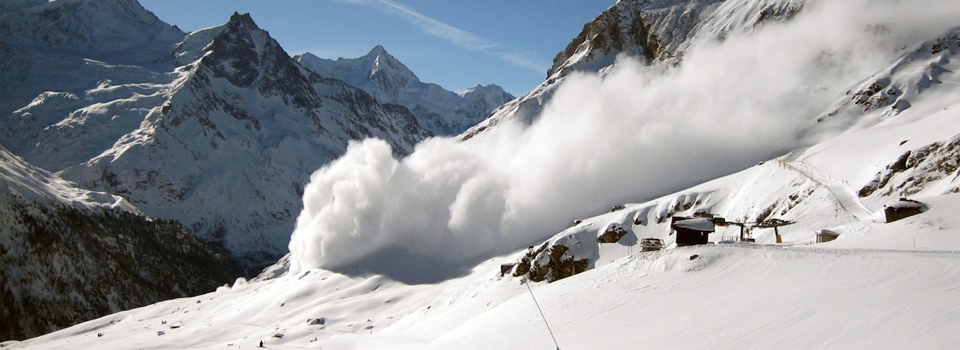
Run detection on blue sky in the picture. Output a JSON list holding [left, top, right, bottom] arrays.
[[139, 0, 613, 96]]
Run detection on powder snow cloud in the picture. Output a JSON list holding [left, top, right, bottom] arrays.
[[289, 0, 960, 276]]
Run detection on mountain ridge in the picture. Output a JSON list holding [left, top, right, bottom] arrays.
[[295, 47, 515, 136]]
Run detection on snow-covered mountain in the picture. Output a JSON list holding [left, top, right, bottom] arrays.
[[0, 145, 241, 341], [296, 47, 515, 136], [48, 13, 429, 269], [0, 0, 185, 117]]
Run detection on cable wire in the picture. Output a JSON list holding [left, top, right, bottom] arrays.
[[524, 278, 560, 350]]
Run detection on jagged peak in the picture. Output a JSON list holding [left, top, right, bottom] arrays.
[[204, 11, 278, 59], [368, 45, 388, 56], [227, 11, 259, 30], [295, 51, 320, 61], [358, 45, 419, 82], [361, 45, 399, 64], [189, 11, 313, 94]]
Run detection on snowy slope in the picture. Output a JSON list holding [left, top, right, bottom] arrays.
[[296, 47, 515, 136], [0, 0, 185, 117], [8, 178, 959, 348], [0, 0, 183, 165], [1, 145, 241, 341], [0, 145, 135, 213]]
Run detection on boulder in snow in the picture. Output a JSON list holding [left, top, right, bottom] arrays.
[[598, 223, 628, 243]]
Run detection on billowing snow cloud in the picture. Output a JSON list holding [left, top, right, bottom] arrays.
[[289, 0, 960, 277]]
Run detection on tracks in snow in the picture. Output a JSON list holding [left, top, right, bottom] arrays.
[[776, 160, 875, 221]]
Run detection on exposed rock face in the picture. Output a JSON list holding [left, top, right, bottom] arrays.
[[843, 30, 959, 118], [508, 231, 597, 283], [597, 223, 629, 243], [859, 134, 960, 198]]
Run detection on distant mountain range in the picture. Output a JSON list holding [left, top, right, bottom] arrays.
[[296, 47, 514, 136]]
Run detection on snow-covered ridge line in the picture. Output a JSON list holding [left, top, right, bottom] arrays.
[[0, 145, 136, 213], [295, 47, 515, 136]]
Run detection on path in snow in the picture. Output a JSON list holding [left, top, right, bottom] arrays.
[[776, 160, 875, 221]]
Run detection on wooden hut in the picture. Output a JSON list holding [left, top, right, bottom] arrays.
[[671, 218, 715, 247], [816, 229, 840, 243]]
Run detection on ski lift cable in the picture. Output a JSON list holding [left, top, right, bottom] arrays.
[[523, 277, 561, 350]]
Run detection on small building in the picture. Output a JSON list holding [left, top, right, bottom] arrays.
[[816, 229, 840, 243], [671, 217, 715, 247], [884, 199, 926, 223], [640, 238, 664, 251]]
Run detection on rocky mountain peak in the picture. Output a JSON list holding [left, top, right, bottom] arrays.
[[227, 11, 258, 29], [296, 47, 513, 136], [294, 46, 419, 97], [363, 46, 420, 93], [368, 44, 389, 56], [197, 12, 318, 103]]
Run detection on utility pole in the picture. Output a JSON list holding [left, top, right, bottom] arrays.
[[755, 219, 796, 243]]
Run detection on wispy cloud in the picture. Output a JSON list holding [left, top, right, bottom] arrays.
[[341, 0, 547, 74]]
